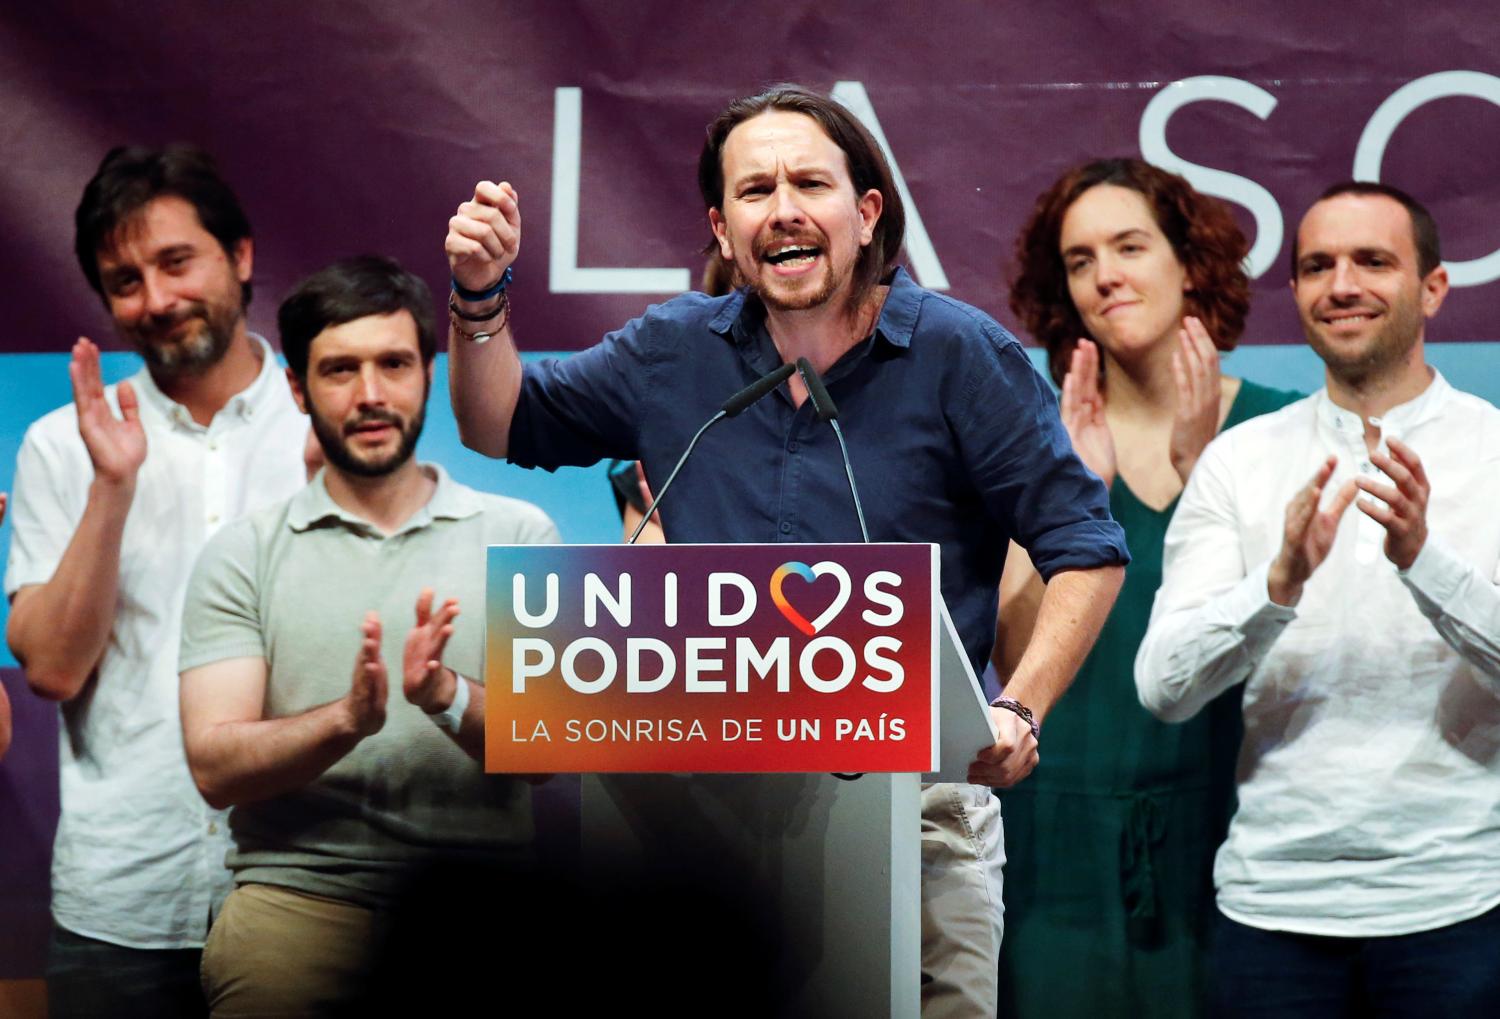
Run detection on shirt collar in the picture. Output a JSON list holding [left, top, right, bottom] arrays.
[[872, 266, 921, 349], [710, 266, 922, 352], [1314, 368, 1450, 442], [286, 462, 482, 536], [131, 333, 283, 429]]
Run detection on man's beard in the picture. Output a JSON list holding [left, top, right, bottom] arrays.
[[746, 261, 839, 313], [310, 402, 426, 479], [121, 300, 239, 378], [1304, 289, 1424, 389], [740, 228, 845, 313]]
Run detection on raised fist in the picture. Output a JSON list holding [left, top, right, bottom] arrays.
[[446, 180, 521, 297]]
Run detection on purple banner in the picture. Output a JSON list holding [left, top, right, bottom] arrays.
[[0, 668, 57, 977], [4, 1, 1499, 985], [3, 3, 1499, 356]]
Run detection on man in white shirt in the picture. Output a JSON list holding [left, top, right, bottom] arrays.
[[4, 146, 310, 1018], [1135, 181, 1500, 1016]]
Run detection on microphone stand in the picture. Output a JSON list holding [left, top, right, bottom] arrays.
[[627, 362, 797, 544], [796, 357, 873, 781], [795, 357, 869, 543]]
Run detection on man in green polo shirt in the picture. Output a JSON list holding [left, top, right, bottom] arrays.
[[178, 255, 558, 1016]]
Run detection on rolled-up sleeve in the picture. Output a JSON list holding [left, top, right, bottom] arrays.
[[507, 310, 664, 471], [5, 420, 86, 597], [955, 333, 1129, 579]]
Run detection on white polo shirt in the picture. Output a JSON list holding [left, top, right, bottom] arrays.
[[4, 337, 308, 949], [1136, 372, 1500, 937]]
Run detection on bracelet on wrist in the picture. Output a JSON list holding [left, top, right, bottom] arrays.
[[448, 293, 511, 344], [989, 696, 1040, 741], [449, 290, 509, 322], [451, 266, 513, 303]]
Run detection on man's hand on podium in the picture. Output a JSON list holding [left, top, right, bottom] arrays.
[[966, 708, 1038, 787]]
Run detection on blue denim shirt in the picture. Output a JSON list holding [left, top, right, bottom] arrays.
[[509, 268, 1129, 673]]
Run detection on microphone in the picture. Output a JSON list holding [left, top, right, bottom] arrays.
[[627, 362, 796, 544], [722, 362, 796, 417], [795, 358, 869, 543]]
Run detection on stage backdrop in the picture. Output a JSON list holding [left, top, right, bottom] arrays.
[[2, 0, 1499, 987]]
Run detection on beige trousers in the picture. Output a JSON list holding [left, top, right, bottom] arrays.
[[201, 883, 380, 1018], [921, 782, 1006, 1018]]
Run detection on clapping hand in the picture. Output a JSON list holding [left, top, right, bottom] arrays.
[[402, 588, 460, 714], [1268, 456, 1358, 606], [1168, 316, 1222, 483], [1354, 437, 1429, 570], [344, 612, 388, 738], [1060, 339, 1116, 488]]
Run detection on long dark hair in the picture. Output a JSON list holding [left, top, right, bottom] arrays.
[[698, 84, 906, 305]]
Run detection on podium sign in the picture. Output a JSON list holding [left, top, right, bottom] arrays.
[[485, 543, 938, 773]]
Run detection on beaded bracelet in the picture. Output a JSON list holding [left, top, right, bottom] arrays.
[[449, 290, 509, 322], [448, 293, 510, 343]]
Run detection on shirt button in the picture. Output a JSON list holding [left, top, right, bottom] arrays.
[[208, 822, 218, 835], [208, 513, 220, 525], [208, 441, 218, 452], [779, 521, 792, 534], [787, 440, 799, 453]]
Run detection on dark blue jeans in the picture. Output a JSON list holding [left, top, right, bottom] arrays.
[[1209, 906, 1500, 1019], [46, 923, 207, 1019]]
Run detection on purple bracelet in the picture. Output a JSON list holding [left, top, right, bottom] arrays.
[[990, 696, 1040, 741]]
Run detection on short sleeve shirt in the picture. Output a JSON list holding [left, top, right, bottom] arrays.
[[4, 338, 309, 948], [179, 466, 560, 908]]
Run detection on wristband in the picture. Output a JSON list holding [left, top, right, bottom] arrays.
[[451, 266, 513, 303], [989, 696, 1040, 741], [428, 670, 471, 734]]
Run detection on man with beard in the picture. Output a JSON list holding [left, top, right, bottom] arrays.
[[444, 85, 1129, 1015], [177, 256, 557, 1017], [4, 145, 311, 1019], [1137, 182, 1500, 1016]]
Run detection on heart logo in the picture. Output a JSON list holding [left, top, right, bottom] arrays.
[[769, 561, 851, 636]]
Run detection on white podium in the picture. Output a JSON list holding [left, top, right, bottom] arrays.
[[576, 602, 994, 1018]]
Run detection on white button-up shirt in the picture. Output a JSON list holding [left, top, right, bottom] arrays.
[[4, 338, 308, 948], [1135, 371, 1500, 937]]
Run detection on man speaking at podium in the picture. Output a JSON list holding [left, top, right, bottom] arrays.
[[444, 85, 1128, 1015]]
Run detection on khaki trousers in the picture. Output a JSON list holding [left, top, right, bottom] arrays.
[[921, 782, 1006, 1018], [201, 883, 379, 1018]]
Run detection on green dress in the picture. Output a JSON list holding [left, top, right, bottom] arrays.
[[996, 380, 1301, 1019]]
